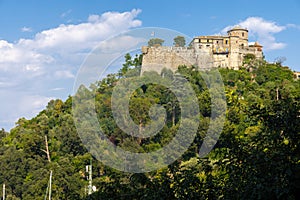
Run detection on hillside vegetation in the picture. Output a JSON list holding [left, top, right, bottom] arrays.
[[0, 54, 299, 199]]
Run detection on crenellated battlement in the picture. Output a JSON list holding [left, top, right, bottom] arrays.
[[141, 27, 263, 74]]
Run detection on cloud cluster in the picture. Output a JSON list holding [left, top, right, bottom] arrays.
[[21, 27, 32, 32], [0, 9, 142, 130], [222, 17, 287, 50]]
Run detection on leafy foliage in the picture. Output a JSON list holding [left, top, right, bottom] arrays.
[[0, 55, 299, 199], [148, 38, 164, 47], [173, 36, 186, 47]]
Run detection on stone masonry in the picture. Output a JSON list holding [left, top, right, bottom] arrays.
[[141, 26, 263, 74]]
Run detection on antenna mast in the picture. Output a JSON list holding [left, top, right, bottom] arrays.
[[87, 159, 93, 195]]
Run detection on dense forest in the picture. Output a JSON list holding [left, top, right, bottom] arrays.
[[0, 54, 299, 199]]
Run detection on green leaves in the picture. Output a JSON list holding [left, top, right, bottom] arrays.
[[173, 36, 186, 47], [1, 55, 299, 199], [147, 38, 164, 47]]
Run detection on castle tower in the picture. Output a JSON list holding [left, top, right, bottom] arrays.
[[227, 26, 248, 47], [227, 26, 249, 70], [141, 26, 263, 73]]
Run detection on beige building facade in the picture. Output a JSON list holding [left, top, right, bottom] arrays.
[[141, 26, 263, 74], [294, 71, 300, 79]]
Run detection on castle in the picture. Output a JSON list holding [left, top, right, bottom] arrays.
[[294, 71, 300, 79], [141, 26, 263, 74]]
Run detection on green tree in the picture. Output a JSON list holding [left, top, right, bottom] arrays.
[[173, 36, 186, 47], [148, 38, 164, 47], [1, 53, 300, 199]]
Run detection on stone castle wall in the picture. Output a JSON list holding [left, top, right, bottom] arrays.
[[141, 27, 263, 74], [141, 45, 262, 74], [141, 46, 197, 74]]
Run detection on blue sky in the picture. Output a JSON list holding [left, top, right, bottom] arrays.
[[1, 0, 300, 130]]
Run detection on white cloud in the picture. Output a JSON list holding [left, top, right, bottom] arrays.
[[54, 70, 75, 79], [0, 9, 143, 130], [0, 81, 16, 88], [221, 17, 287, 50], [61, 9, 72, 18], [0, 91, 54, 128], [98, 35, 147, 52], [0, 40, 13, 48], [0, 9, 142, 71], [50, 87, 65, 91], [21, 26, 32, 32], [18, 95, 54, 115], [18, 9, 142, 51], [286, 23, 300, 30]]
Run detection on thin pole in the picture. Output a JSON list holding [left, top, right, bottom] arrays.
[[49, 170, 52, 200], [42, 136, 52, 200], [3, 184, 5, 200]]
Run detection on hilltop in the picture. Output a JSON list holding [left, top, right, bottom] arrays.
[[0, 54, 299, 199]]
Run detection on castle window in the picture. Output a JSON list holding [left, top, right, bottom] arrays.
[[242, 33, 245, 37], [206, 45, 210, 47], [225, 40, 228, 44], [216, 41, 219, 44]]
